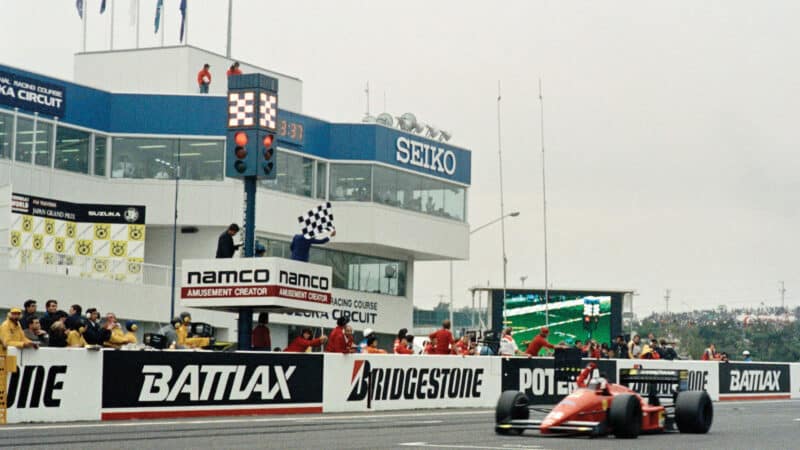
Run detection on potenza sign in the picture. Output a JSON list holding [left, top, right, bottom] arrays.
[[181, 257, 332, 309], [0, 69, 65, 117], [101, 351, 324, 419], [395, 136, 456, 176]]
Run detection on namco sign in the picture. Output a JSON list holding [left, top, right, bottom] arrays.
[[395, 136, 457, 176]]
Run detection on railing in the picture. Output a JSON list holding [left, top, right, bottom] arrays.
[[0, 245, 178, 287]]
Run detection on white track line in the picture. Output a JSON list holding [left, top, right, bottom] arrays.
[[399, 444, 542, 450], [0, 409, 491, 432]]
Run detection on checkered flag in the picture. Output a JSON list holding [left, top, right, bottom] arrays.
[[298, 202, 335, 239]]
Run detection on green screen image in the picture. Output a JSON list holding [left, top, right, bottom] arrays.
[[503, 293, 612, 351]]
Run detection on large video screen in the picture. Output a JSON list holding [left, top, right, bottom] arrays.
[[503, 292, 612, 348]]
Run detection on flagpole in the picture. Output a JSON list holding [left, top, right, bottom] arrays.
[[82, 2, 88, 52], [110, 0, 115, 50], [135, 0, 140, 49], [226, 0, 233, 57], [160, 2, 165, 47]]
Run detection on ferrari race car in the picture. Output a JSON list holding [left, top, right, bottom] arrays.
[[495, 363, 713, 438]]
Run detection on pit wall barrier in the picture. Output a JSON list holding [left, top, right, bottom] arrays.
[[3, 348, 798, 423]]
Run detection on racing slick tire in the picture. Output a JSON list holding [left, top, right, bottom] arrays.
[[495, 391, 529, 435], [608, 394, 642, 439], [675, 390, 713, 434]]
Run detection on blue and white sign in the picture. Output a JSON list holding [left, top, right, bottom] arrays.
[[395, 136, 457, 176], [0, 70, 66, 117]]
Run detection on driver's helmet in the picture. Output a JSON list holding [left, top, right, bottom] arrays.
[[587, 377, 608, 391]]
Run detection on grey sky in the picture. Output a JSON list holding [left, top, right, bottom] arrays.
[[2, 0, 798, 315]]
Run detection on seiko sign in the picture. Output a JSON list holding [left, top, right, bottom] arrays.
[[395, 136, 457, 176]]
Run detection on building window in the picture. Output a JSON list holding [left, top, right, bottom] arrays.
[[315, 161, 327, 199], [94, 134, 107, 176], [54, 125, 90, 174], [372, 165, 465, 221], [34, 121, 53, 167], [177, 139, 224, 181], [329, 164, 371, 202], [257, 236, 406, 297], [111, 137, 178, 179], [0, 110, 11, 160], [261, 150, 313, 197], [14, 116, 34, 163]]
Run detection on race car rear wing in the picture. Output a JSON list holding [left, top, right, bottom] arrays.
[[619, 368, 689, 393]]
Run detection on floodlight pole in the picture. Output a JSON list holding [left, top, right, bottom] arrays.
[[539, 78, 551, 326], [497, 81, 509, 321]]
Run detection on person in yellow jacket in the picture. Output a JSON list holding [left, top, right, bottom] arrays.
[[102, 312, 130, 348], [123, 321, 139, 344], [0, 307, 38, 350], [66, 316, 87, 347], [177, 312, 210, 348]]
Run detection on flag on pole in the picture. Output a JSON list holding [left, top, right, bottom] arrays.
[[298, 203, 335, 239], [76, 0, 84, 18], [179, 0, 187, 42], [100, 0, 107, 14], [154, 0, 163, 33], [129, 0, 139, 26]]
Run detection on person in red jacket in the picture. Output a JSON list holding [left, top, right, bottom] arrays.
[[251, 313, 271, 350], [197, 63, 211, 93], [324, 317, 350, 353], [284, 328, 327, 352], [395, 334, 414, 354], [525, 327, 562, 356], [393, 328, 409, 354], [428, 319, 455, 355], [227, 61, 243, 77], [454, 334, 474, 356]]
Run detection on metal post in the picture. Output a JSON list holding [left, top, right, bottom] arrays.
[[539, 78, 550, 326], [449, 260, 454, 327], [82, 3, 87, 52], [169, 151, 181, 321], [226, 0, 233, 57], [496, 81, 509, 324], [110, 0, 116, 49], [237, 176, 257, 349]]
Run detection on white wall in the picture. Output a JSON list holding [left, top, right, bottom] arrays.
[[1, 162, 469, 261], [73, 46, 303, 112]]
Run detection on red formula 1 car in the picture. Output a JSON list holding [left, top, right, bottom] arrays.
[[495, 363, 713, 438]]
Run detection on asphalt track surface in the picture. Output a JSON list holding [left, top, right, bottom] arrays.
[[0, 400, 797, 449]]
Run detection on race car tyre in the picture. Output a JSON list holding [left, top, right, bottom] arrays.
[[608, 394, 641, 439], [675, 390, 713, 434], [495, 390, 529, 433]]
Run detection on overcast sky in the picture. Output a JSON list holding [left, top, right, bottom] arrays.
[[2, 0, 798, 315]]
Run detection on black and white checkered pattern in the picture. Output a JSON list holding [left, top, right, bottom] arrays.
[[259, 92, 278, 130], [298, 202, 335, 239], [228, 92, 256, 127]]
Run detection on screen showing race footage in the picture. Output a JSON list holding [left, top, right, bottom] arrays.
[[503, 292, 612, 348]]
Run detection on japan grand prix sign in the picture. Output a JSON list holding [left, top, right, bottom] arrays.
[[180, 257, 332, 312]]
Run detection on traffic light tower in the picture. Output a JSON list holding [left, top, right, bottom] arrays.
[[226, 73, 278, 349]]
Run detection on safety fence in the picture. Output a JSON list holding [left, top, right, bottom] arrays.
[[3, 348, 798, 423]]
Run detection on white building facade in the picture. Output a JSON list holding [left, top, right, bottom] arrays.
[[0, 47, 471, 349]]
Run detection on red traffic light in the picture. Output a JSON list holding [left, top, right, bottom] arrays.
[[235, 131, 248, 147], [263, 134, 274, 148]]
